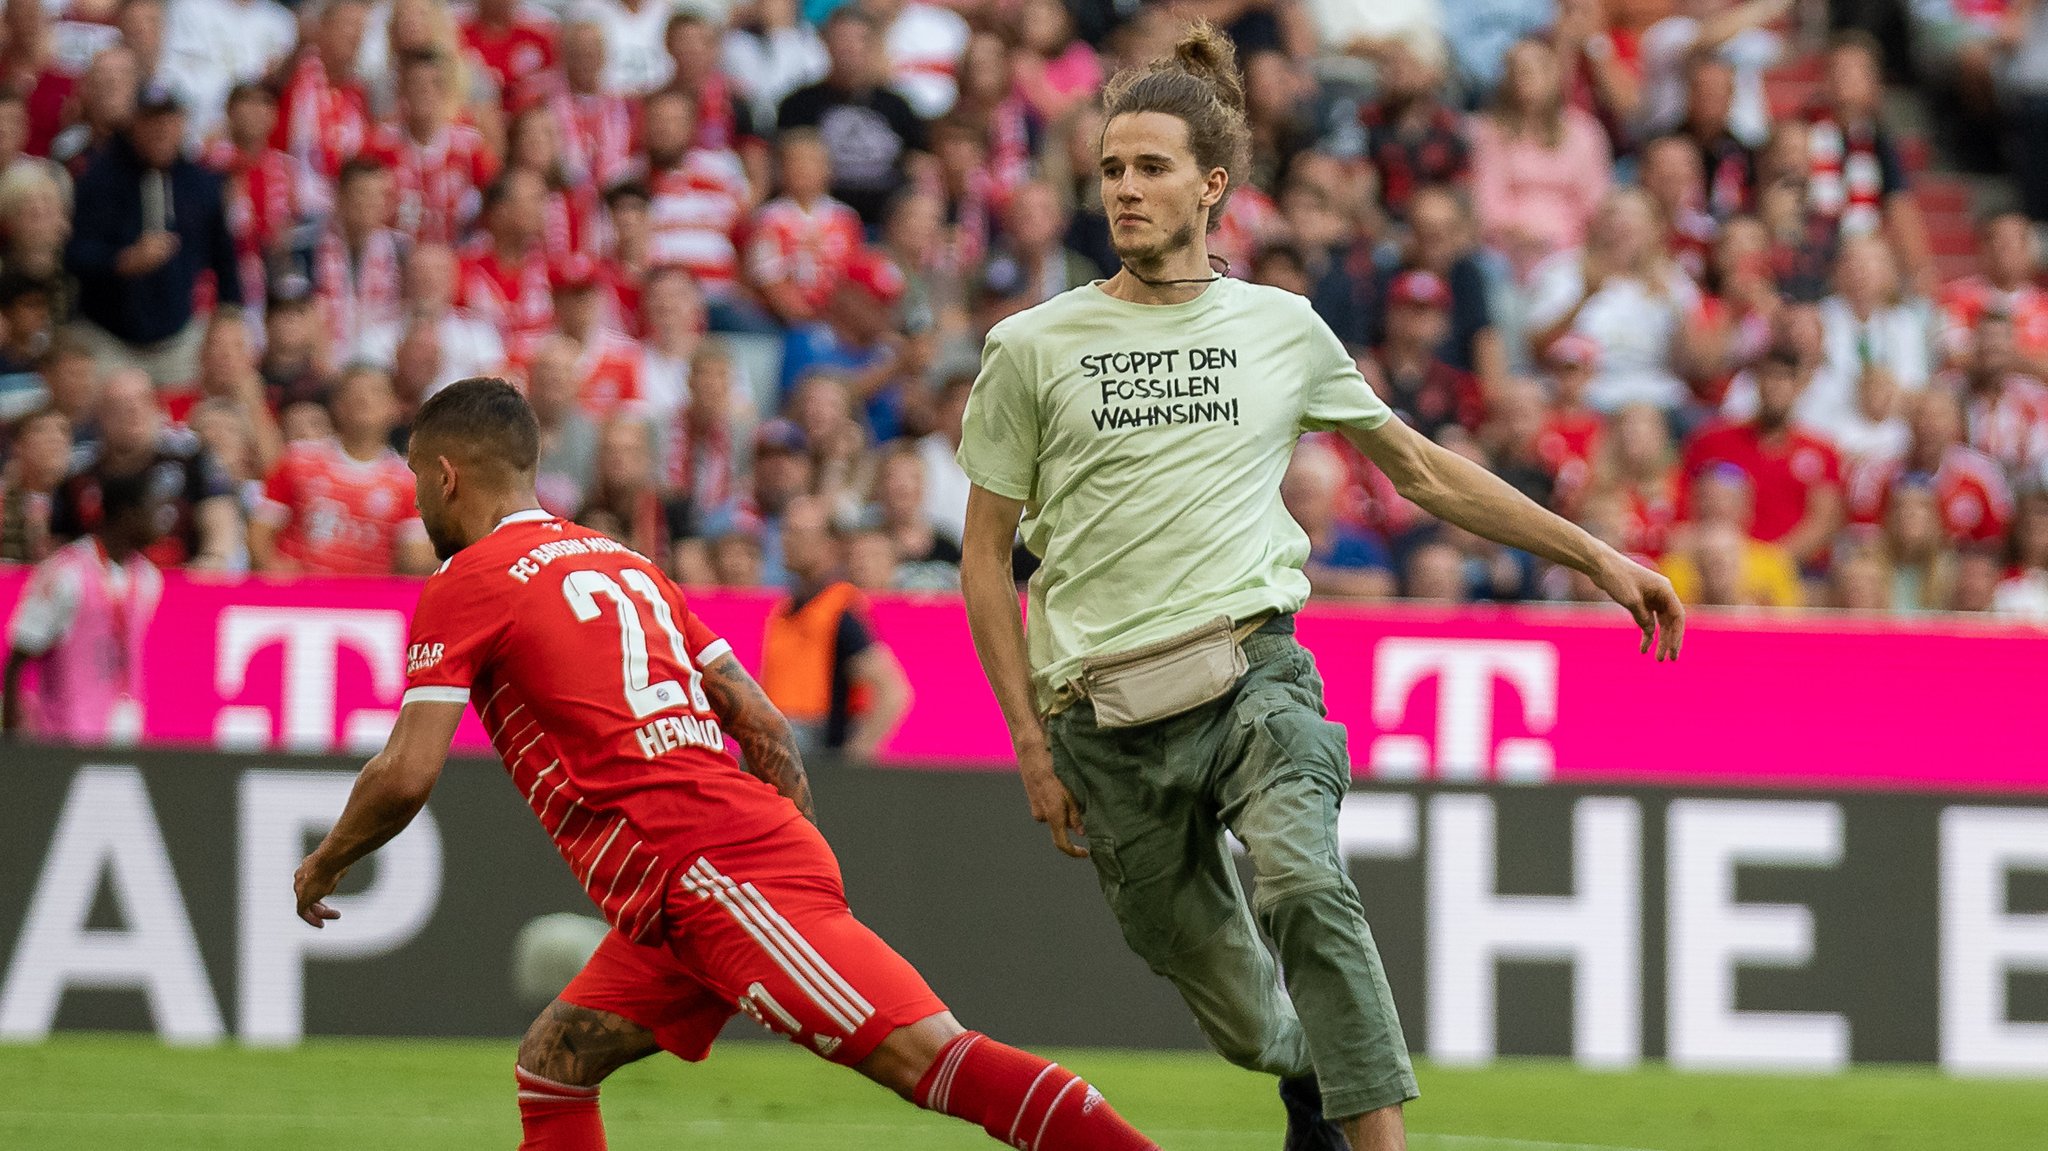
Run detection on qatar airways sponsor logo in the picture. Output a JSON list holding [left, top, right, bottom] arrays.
[[406, 643, 445, 676]]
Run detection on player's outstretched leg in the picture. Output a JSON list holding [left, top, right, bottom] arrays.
[[856, 1011, 1160, 1151], [514, 999, 662, 1150]]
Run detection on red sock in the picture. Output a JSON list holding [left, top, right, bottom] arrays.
[[913, 1032, 1158, 1151], [516, 1066, 605, 1151]]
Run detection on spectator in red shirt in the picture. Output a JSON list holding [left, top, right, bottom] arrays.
[[638, 85, 758, 330], [457, 168, 554, 357], [748, 127, 864, 326], [312, 156, 407, 362], [546, 252, 644, 420], [461, 0, 556, 110], [1850, 389, 2015, 543], [1939, 210, 2048, 373], [665, 9, 746, 155], [1803, 32, 1934, 294], [1536, 334, 1606, 513], [251, 364, 433, 576], [1639, 134, 1716, 282], [548, 18, 636, 191], [272, 0, 372, 184], [381, 47, 497, 246], [503, 102, 601, 262], [1684, 347, 1846, 565], [203, 82, 319, 335], [1370, 269, 1483, 439], [597, 180, 651, 333], [1591, 402, 1684, 559], [1358, 38, 1469, 221], [577, 411, 695, 572], [1956, 312, 2048, 476]]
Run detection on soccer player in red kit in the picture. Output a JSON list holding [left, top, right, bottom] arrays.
[[293, 378, 1158, 1151]]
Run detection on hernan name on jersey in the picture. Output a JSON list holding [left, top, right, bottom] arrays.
[[634, 713, 726, 759]]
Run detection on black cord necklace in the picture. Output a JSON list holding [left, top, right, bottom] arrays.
[[1120, 253, 1231, 287]]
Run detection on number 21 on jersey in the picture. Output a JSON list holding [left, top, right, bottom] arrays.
[[562, 568, 712, 719]]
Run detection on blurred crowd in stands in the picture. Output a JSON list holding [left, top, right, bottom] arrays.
[[0, 0, 2044, 628]]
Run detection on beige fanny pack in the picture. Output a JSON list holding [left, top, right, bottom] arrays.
[[1065, 614, 1269, 729]]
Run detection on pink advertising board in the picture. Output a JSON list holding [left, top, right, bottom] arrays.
[[1, 566, 2043, 792]]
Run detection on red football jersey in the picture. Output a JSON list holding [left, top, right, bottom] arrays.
[[273, 51, 372, 184], [380, 122, 499, 245], [401, 510, 802, 942], [258, 441, 425, 575], [747, 196, 865, 315], [645, 150, 751, 296], [458, 245, 555, 357], [1939, 275, 2048, 364], [462, 15, 556, 106], [1681, 420, 1843, 544], [1964, 372, 2048, 474], [1846, 446, 2014, 542], [1536, 409, 1603, 513], [550, 89, 637, 190]]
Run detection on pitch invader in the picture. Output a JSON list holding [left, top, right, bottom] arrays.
[[294, 378, 1159, 1151]]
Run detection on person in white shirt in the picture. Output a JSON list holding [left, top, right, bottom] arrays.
[[720, 0, 827, 133], [165, 0, 296, 138], [859, 0, 968, 120], [574, 0, 682, 96], [1524, 189, 1702, 412], [1637, 0, 1789, 147], [352, 243, 506, 382], [915, 370, 970, 546], [1810, 233, 1935, 430]]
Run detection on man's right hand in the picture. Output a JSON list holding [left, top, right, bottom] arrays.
[[116, 231, 180, 277], [1018, 738, 1087, 859]]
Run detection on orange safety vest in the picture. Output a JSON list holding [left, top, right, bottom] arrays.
[[759, 580, 871, 727]]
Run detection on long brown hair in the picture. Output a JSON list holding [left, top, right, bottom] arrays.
[[1488, 36, 1567, 150], [1100, 19, 1251, 232]]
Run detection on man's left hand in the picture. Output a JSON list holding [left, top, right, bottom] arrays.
[[1594, 553, 1685, 662], [293, 856, 345, 928]]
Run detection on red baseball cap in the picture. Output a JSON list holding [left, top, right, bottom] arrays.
[[1387, 269, 1451, 309], [841, 249, 906, 307], [549, 252, 601, 293]]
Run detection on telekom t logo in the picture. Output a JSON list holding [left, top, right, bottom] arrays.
[[1368, 638, 1560, 783], [213, 608, 408, 753]]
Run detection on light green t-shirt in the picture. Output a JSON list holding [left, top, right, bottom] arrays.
[[957, 277, 1393, 705]]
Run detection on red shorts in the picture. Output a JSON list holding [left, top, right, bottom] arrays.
[[559, 816, 947, 1067]]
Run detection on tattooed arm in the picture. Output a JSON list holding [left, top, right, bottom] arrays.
[[701, 653, 817, 822]]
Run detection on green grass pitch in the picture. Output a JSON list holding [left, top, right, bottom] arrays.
[[1, 1035, 2042, 1151]]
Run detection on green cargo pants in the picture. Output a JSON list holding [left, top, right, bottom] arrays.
[[1045, 617, 1418, 1120]]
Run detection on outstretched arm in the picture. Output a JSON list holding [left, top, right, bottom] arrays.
[[295, 699, 467, 926], [960, 483, 1087, 859], [1344, 417, 1686, 659], [701, 653, 816, 822]]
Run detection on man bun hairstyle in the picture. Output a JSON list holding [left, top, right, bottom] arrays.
[[413, 377, 541, 473], [1101, 18, 1251, 232]]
